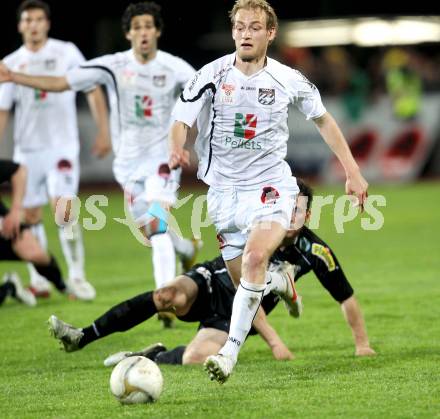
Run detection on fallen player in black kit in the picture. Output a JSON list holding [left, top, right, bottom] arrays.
[[48, 180, 376, 363]]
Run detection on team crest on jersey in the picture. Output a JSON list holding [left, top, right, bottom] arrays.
[[258, 88, 275, 105], [220, 83, 235, 104], [311, 243, 336, 271], [153, 75, 166, 87], [260, 186, 280, 204], [234, 113, 257, 140], [44, 59, 56, 70]]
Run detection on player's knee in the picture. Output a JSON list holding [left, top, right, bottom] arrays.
[[243, 248, 267, 270], [182, 349, 206, 365], [153, 286, 178, 309], [20, 246, 48, 265], [24, 209, 42, 225], [142, 202, 168, 239]]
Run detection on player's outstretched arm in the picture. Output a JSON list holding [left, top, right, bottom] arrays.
[[0, 61, 69, 92], [85, 86, 111, 158], [313, 112, 368, 211], [168, 121, 190, 169], [341, 295, 376, 356], [253, 307, 294, 360], [0, 110, 9, 143]]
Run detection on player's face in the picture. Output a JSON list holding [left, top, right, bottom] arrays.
[[18, 9, 50, 46], [232, 8, 276, 63], [126, 14, 161, 58], [285, 194, 310, 240]]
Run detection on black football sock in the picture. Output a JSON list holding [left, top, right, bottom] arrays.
[[154, 346, 186, 365], [34, 256, 67, 292], [79, 291, 157, 348], [0, 282, 15, 305]]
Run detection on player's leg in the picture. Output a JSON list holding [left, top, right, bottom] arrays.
[[48, 156, 95, 300], [182, 328, 229, 365], [205, 182, 298, 382], [15, 149, 53, 296], [48, 275, 199, 352], [12, 229, 68, 294]]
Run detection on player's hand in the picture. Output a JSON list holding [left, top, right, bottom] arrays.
[[271, 342, 294, 361], [2, 209, 21, 239], [92, 132, 112, 158], [355, 346, 377, 357], [169, 148, 190, 170], [0, 61, 13, 83], [345, 170, 368, 212]]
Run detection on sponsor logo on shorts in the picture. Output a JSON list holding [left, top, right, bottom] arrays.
[[157, 163, 171, 179], [261, 186, 280, 204], [57, 159, 73, 171], [216, 233, 226, 249], [258, 88, 275, 105], [135, 95, 153, 118]]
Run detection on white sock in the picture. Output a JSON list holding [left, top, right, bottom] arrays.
[[28, 223, 49, 287], [168, 230, 193, 258], [58, 224, 85, 280], [150, 233, 175, 288], [219, 278, 266, 361], [264, 271, 287, 296]]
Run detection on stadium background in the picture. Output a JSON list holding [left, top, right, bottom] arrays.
[[0, 1, 439, 418]]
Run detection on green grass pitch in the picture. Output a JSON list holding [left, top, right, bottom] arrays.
[[0, 182, 439, 418]]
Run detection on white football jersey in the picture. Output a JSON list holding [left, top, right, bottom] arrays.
[[173, 53, 327, 188], [0, 38, 85, 153], [66, 49, 195, 185]]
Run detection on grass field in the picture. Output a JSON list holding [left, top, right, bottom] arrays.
[[1, 182, 439, 418]]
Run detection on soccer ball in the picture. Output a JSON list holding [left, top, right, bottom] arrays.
[[109, 356, 163, 404]]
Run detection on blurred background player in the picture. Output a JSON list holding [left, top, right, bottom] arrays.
[[0, 2, 201, 327], [0, 159, 91, 306], [169, 0, 369, 382], [0, 0, 110, 300]]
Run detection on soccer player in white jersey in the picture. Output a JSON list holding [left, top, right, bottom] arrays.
[[0, 2, 201, 325], [169, 0, 369, 383], [0, 0, 110, 301]]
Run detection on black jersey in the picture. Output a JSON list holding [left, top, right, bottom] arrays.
[[0, 160, 20, 216], [271, 226, 354, 303]]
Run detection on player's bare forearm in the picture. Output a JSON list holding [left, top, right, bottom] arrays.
[[253, 307, 293, 360], [0, 110, 9, 142], [86, 87, 111, 157], [313, 112, 359, 175], [3, 165, 27, 238], [341, 296, 376, 356], [168, 121, 190, 169], [10, 71, 69, 92], [314, 112, 368, 209]]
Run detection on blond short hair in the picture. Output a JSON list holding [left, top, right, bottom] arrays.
[[229, 0, 278, 31]]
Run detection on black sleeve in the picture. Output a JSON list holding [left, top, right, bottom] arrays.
[[307, 236, 354, 303], [0, 160, 20, 185]]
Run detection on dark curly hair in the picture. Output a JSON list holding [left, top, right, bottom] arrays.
[[296, 178, 313, 211], [17, 0, 50, 21], [122, 2, 163, 34]]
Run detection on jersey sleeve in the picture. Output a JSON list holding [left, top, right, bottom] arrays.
[[0, 82, 15, 111], [172, 64, 214, 128], [309, 240, 354, 303], [0, 159, 19, 184], [175, 58, 196, 90], [65, 42, 86, 69], [66, 55, 113, 92], [290, 70, 327, 120]]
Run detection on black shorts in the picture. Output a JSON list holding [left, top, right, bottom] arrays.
[[177, 264, 282, 335], [0, 237, 20, 261], [177, 266, 235, 333]]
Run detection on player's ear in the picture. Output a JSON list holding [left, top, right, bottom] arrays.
[[305, 210, 312, 223], [125, 32, 132, 42]]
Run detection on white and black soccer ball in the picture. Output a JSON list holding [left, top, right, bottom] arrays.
[[109, 356, 163, 404]]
